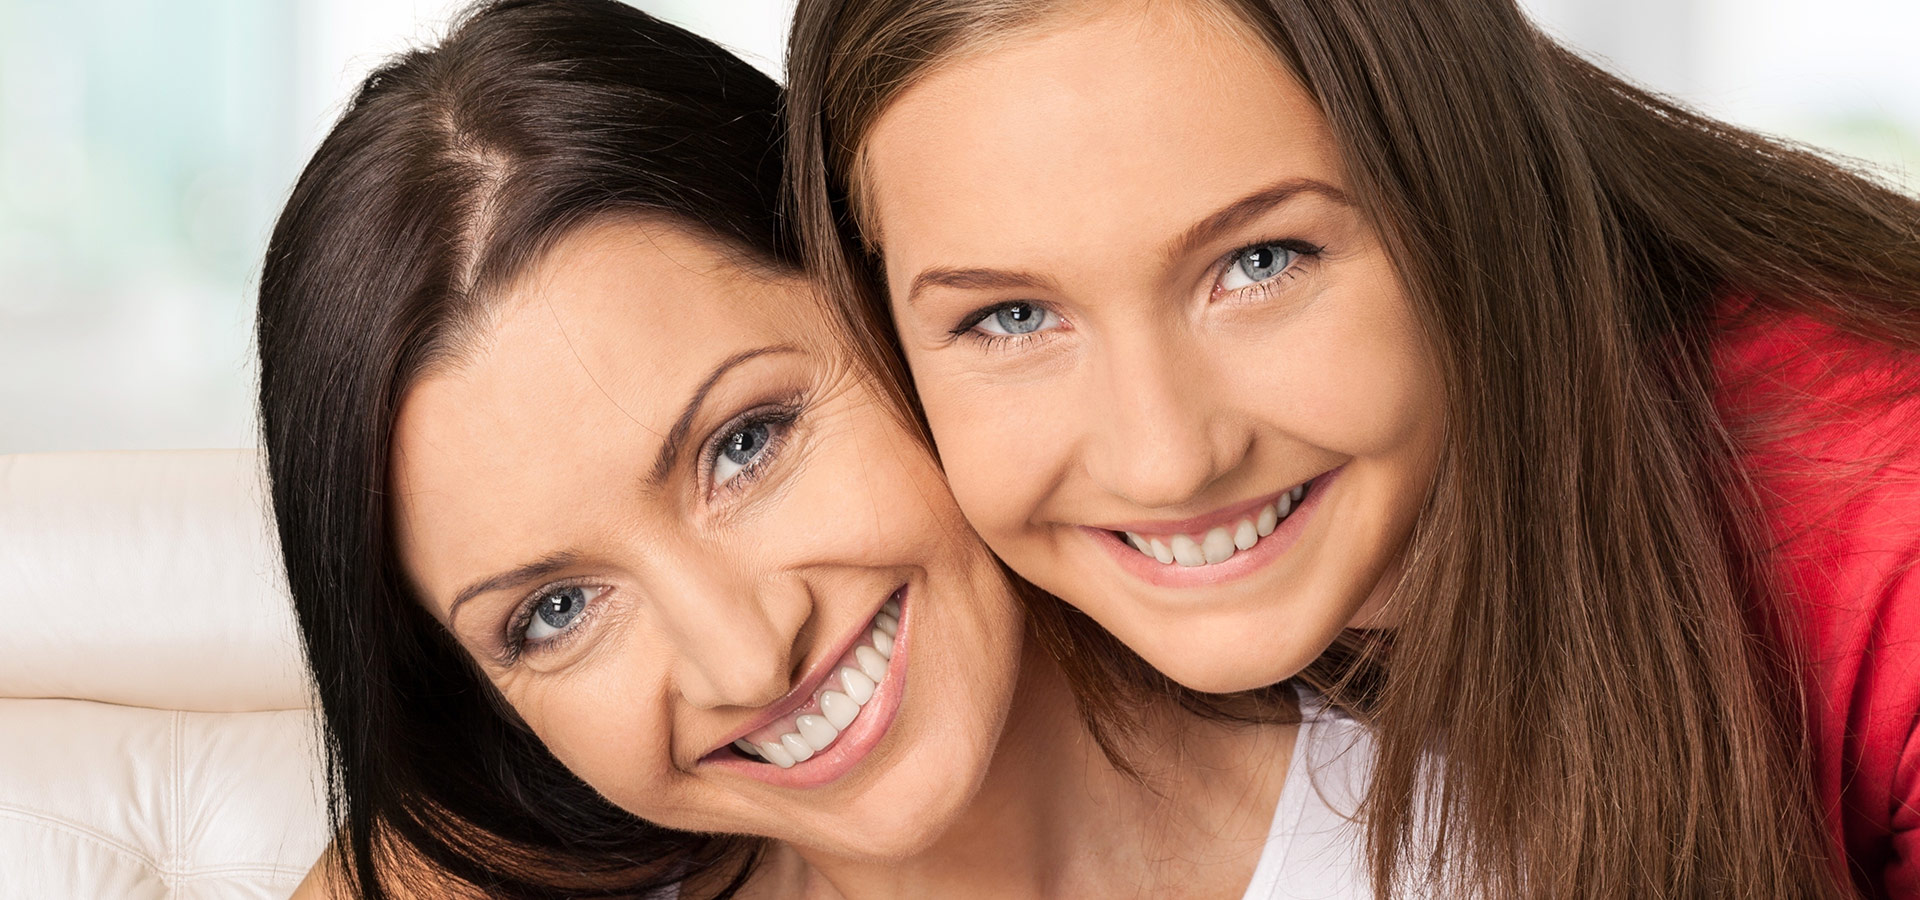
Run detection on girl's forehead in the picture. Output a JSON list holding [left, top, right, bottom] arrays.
[[860, 1, 1339, 266]]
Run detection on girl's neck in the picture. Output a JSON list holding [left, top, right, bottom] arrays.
[[766, 641, 1299, 900]]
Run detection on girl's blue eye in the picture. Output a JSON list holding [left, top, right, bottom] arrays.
[[714, 421, 773, 486], [1218, 242, 1300, 291], [525, 585, 593, 642], [972, 302, 1059, 338]]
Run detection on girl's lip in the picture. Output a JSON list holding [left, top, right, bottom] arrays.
[[1083, 465, 1342, 590], [1091, 475, 1319, 536], [698, 587, 911, 789]]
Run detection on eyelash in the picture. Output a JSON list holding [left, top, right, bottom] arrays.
[[496, 397, 808, 664], [502, 578, 603, 664], [699, 398, 803, 499], [946, 237, 1325, 349], [1212, 238, 1324, 301], [948, 303, 1053, 351]]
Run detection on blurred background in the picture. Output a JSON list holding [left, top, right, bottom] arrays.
[[1, 0, 1914, 453]]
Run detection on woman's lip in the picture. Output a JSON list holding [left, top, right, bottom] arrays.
[[1091, 475, 1320, 536], [706, 586, 904, 753], [1085, 465, 1341, 589], [701, 590, 911, 789]]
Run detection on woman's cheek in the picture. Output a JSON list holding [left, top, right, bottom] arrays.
[[778, 409, 962, 560], [497, 624, 681, 807]]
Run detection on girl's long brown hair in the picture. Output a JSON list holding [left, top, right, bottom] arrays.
[[783, 0, 1920, 897]]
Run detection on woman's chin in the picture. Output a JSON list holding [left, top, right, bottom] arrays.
[[828, 754, 986, 858], [773, 796, 967, 863]]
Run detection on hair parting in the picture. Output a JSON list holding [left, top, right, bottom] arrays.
[[258, 1, 794, 896]]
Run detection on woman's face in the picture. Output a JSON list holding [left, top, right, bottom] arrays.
[[388, 221, 1023, 860], [860, 1, 1445, 693]]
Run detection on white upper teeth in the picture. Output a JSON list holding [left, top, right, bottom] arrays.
[[1201, 527, 1235, 564], [1170, 533, 1204, 566], [756, 739, 794, 767], [795, 715, 838, 750], [1120, 481, 1310, 569], [855, 645, 889, 682], [840, 666, 876, 703], [738, 601, 900, 769], [1233, 520, 1258, 550], [819, 691, 860, 729]]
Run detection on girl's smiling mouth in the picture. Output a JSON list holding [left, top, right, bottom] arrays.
[[1083, 466, 1342, 589], [701, 588, 909, 788]]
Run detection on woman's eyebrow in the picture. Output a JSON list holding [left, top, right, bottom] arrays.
[[1161, 177, 1350, 264], [645, 343, 801, 486], [443, 344, 800, 627], [449, 550, 582, 623]]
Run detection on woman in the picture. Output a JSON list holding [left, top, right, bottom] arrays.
[[261, 2, 1303, 898], [785, 0, 1920, 896]]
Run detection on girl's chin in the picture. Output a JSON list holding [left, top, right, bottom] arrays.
[[1100, 585, 1368, 693], [1140, 633, 1323, 694]]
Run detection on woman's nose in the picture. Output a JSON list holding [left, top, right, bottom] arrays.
[[658, 563, 813, 712], [1081, 339, 1248, 511]]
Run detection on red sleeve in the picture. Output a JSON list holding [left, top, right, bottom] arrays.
[[1715, 311, 1920, 899]]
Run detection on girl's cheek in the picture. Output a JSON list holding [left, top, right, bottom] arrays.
[[1263, 291, 1440, 454], [926, 402, 1056, 537]]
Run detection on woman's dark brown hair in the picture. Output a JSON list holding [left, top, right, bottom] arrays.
[[783, 0, 1920, 897], [256, 1, 789, 896]]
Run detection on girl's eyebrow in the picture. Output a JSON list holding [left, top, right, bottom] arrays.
[[904, 266, 1062, 308], [900, 177, 1348, 308], [1161, 177, 1350, 265]]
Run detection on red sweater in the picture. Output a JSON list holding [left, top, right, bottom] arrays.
[[1714, 310, 1920, 899]]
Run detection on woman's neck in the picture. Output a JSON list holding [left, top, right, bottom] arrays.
[[765, 641, 1299, 900]]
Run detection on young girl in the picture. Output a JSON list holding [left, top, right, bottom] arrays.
[[785, 0, 1920, 896], [261, 2, 1304, 898]]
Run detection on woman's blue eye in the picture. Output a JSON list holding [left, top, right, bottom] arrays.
[[525, 585, 591, 642], [1218, 243, 1299, 291], [971, 302, 1059, 338], [714, 421, 772, 486]]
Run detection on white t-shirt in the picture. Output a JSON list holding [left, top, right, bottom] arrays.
[[1240, 686, 1380, 900]]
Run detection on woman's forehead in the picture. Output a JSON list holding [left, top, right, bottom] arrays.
[[386, 221, 821, 609]]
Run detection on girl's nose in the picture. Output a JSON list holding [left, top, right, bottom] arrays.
[[1082, 338, 1250, 511]]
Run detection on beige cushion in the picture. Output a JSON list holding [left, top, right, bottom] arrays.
[[0, 450, 329, 898], [0, 451, 310, 713]]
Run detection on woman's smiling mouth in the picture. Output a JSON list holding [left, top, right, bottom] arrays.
[[703, 589, 908, 787]]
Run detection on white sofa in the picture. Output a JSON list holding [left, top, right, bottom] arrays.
[[0, 450, 329, 898]]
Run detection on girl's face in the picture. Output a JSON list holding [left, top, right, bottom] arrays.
[[388, 221, 1024, 860], [861, 1, 1445, 693]]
